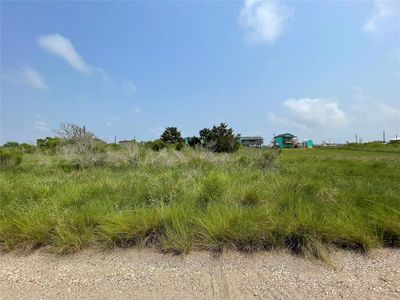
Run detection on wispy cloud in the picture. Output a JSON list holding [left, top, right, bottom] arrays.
[[33, 121, 50, 132], [350, 86, 400, 128], [1, 67, 47, 90], [363, 0, 400, 33], [239, 0, 291, 44], [23, 67, 47, 90], [123, 80, 137, 96], [38, 34, 92, 74]]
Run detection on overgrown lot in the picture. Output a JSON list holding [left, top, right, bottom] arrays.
[[0, 145, 399, 260]]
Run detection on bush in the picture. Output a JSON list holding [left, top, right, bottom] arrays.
[[199, 123, 240, 153], [175, 141, 184, 151], [56, 123, 106, 169], [188, 136, 201, 148], [19, 143, 36, 153], [0, 149, 22, 167], [2, 141, 19, 148], [37, 137, 62, 154], [160, 127, 183, 144], [146, 140, 166, 152], [255, 149, 280, 170]]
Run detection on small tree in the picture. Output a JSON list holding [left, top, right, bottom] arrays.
[[199, 123, 240, 153], [160, 127, 183, 144], [56, 123, 106, 168], [188, 136, 201, 148]]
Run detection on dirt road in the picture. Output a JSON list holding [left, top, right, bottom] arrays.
[[1, 249, 399, 299]]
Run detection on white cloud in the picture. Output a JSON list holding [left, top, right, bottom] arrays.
[[239, 0, 291, 44], [123, 80, 137, 96], [283, 98, 347, 129], [33, 121, 50, 132], [38, 34, 92, 74], [363, 0, 400, 33], [23, 67, 47, 90], [268, 91, 400, 143], [350, 87, 400, 128]]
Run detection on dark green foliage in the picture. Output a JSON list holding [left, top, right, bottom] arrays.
[[1, 142, 35, 153], [19, 143, 36, 153], [175, 140, 185, 151], [160, 127, 183, 144], [188, 136, 201, 148], [2, 141, 19, 147], [146, 139, 166, 152], [37, 137, 62, 154], [199, 123, 240, 153]]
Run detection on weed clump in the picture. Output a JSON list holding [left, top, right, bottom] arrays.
[[198, 172, 226, 206]]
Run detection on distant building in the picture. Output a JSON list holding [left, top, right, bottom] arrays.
[[389, 137, 400, 144], [272, 133, 299, 148], [239, 136, 263, 148], [302, 140, 314, 148]]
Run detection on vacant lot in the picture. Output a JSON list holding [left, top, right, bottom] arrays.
[[1, 145, 399, 260]]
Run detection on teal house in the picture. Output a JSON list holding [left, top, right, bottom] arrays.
[[272, 133, 299, 148], [302, 140, 314, 148]]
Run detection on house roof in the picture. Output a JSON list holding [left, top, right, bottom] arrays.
[[240, 136, 263, 141], [274, 133, 297, 138]]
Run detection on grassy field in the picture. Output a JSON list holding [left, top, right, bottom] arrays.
[[0, 144, 399, 260]]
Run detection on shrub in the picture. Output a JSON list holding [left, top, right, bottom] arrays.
[[199, 123, 240, 153], [19, 143, 36, 153], [0, 149, 22, 167], [122, 142, 143, 167], [37, 137, 62, 154], [255, 149, 280, 170], [56, 123, 106, 168], [175, 141, 184, 151], [188, 136, 201, 148], [2, 141, 19, 148], [147, 140, 166, 152], [160, 127, 183, 144]]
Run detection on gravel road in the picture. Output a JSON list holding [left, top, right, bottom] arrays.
[[1, 248, 399, 299]]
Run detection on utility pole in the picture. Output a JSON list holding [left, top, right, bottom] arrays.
[[383, 131, 386, 143], [355, 134, 358, 144]]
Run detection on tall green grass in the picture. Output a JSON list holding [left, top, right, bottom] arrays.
[[0, 146, 399, 260]]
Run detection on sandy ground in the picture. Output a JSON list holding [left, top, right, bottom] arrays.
[[1, 248, 399, 300]]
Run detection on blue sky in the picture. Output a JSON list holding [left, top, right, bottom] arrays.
[[1, 0, 399, 144]]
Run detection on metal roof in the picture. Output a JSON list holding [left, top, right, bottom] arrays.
[[274, 133, 297, 138], [240, 136, 263, 140]]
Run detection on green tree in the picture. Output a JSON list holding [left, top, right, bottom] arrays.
[[188, 136, 201, 148], [160, 127, 183, 144], [199, 123, 240, 153]]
